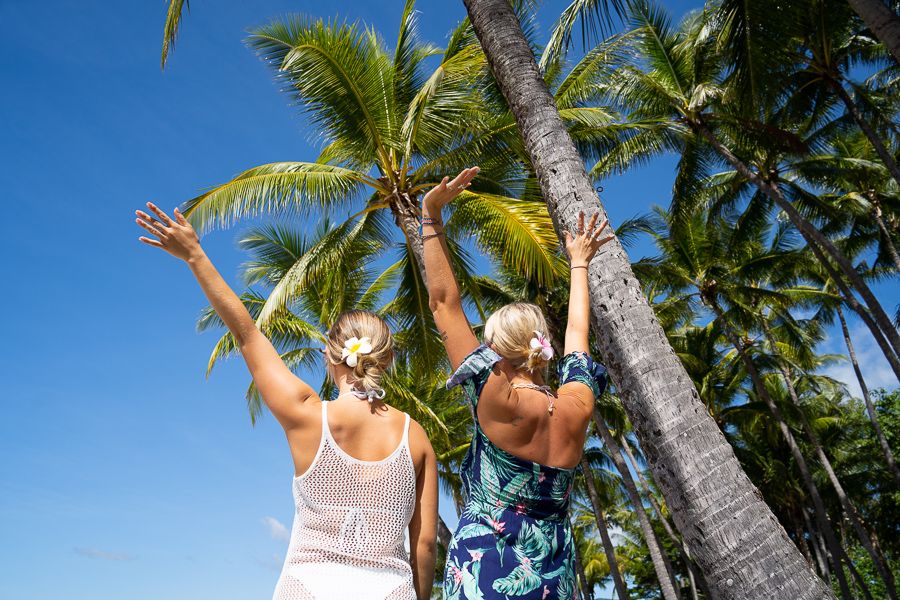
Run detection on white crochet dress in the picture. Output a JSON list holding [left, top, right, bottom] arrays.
[[273, 401, 417, 600]]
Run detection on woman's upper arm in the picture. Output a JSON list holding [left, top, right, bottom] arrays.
[[240, 329, 318, 427], [409, 421, 438, 546], [432, 303, 480, 370]]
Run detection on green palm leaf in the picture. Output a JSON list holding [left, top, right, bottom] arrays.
[[182, 162, 372, 233], [448, 192, 566, 287]]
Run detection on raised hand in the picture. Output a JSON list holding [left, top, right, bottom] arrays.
[[135, 202, 202, 262], [563, 212, 614, 267], [422, 166, 480, 217]]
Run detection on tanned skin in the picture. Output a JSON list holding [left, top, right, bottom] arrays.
[[421, 168, 613, 470], [135, 203, 438, 599]]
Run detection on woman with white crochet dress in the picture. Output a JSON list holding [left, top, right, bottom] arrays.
[[134, 202, 439, 600]]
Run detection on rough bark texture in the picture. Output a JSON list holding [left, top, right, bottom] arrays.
[[847, 0, 900, 64], [621, 440, 712, 600], [581, 458, 631, 600], [838, 306, 900, 487], [461, 0, 836, 597]]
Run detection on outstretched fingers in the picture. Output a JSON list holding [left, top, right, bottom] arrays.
[[136, 212, 166, 239], [138, 236, 164, 248], [146, 202, 173, 227]]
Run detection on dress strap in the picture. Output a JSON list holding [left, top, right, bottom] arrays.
[[321, 400, 332, 441], [401, 413, 411, 447]]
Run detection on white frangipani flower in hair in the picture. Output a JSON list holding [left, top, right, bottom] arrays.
[[341, 336, 373, 367]]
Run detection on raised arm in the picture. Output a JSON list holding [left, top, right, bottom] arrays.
[[563, 212, 614, 355], [135, 202, 317, 429], [421, 167, 481, 369]]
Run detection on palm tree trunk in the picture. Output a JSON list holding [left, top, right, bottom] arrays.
[[760, 322, 897, 599], [802, 507, 831, 581], [708, 304, 853, 599], [846, 0, 900, 65], [591, 414, 680, 600], [805, 238, 900, 379], [581, 457, 630, 600], [694, 122, 900, 361], [829, 79, 900, 188], [390, 193, 429, 284], [620, 440, 711, 600], [461, 1, 834, 597], [572, 523, 595, 600], [870, 197, 900, 273], [837, 305, 900, 487]]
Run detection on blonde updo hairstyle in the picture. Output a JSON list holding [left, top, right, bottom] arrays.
[[484, 302, 552, 374], [325, 310, 394, 395]]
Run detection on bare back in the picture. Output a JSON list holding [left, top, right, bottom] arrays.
[[477, 363, 595, 469], [286, 398, 423, 476]]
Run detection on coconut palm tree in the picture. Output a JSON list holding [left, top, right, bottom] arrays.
[[460, 0, 836, 596], [179, 3, 568, 374], [585, 0, 900, 367], [634, 203, 860, 597]]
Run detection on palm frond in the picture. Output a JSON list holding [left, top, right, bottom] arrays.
[[181, 162, 372, 234], [448, 192, 566, 287]]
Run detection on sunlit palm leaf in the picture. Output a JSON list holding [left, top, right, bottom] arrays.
[[448, 192, 566, 287], [160, 0, 188, 69], [249, 16, 400, 166], [182, 162, 371, 233]]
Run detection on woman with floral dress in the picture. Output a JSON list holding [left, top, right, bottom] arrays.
[[421, 167, 613, 599]]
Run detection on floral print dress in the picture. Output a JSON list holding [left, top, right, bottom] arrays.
[[443, 346, 608, 600]]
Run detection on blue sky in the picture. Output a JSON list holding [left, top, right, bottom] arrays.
[[0, 1, 895, 599]]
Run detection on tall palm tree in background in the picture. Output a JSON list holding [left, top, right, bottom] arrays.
[[181, 2, 567, 373], [460, 0, 839, 597]]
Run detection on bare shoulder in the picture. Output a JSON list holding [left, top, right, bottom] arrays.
[[406, 418, 436, 469]]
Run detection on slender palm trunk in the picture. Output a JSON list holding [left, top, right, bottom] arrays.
[[461, 1, 834, 597], [802, 507, 831, 581], [621, 440, 711, 600], [572, 524, 595, 600], [829, 80, 900, 188], [846, 0, 900, 65], [390, 193, 428, 283], [837, 305, 900, 487], [805, 238, 900, 379], [709, 304, 853, 599], [581, 457, 630, 600], [694, 123, 900, 361], [591, 414, 680, 600], [869, 196, 900, 273], [760, 323, 897, 599]]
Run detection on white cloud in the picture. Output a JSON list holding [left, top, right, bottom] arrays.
[[262, 516, 290, 541], [73, 547, 136, 561], [820, 322, 897, 398]]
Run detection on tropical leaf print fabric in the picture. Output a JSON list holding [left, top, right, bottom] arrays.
[[443, 345, 608, 600]]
